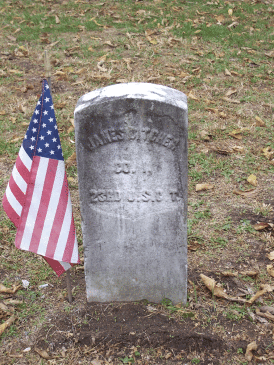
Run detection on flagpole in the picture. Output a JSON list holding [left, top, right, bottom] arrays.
[[44, 50, 73, 304]]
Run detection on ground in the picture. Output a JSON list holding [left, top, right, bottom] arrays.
[[0, 0, 274, 364]]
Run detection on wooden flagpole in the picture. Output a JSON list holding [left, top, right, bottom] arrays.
[[44, 50, 73, 304]]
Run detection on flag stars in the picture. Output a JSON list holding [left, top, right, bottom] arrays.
[[50, 105, 54, 110], [31, 136, 35, 142], [39, 135, 45, 140], [45, 97, 50, 103], [54, 125, 58, 130], [37, 101, 41, 106], [47, 130, 52, 135], [32, 127, 37, 133], [45, 143, 49, 148], [49, 117, 54, 123], [29, 145, 35, 150], [37, 148, 42, 153], [43, 110, 48, 116], [42, 123, 46, 128], [34, 109, 39, 115], [24, 134, 28, 139], [57, 145, 61, 149], [52, 137, 57, 142], [33, 119, 38, 124], [50, 150, 55, 155], [45, 84, 49, 89]]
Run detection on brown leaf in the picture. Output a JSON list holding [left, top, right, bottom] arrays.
[[55, 15, 60, 24], [55, 102, 66, 109], [0, 315, 16, 336], [225, 68, 231, 76], [188, 90, 199, 101], [239, 270, 258, 277], [245, 341, 257, 361], [248, 284, 274, 304], [255, 116, 266, 127], [66, 152, 77, 167], [254, 222, 270, 231], [233, 189, 257, 197], [232, 146, 244, 153], [256, 308, 274, 321], [221, 271, 238, 277], [34, 348, 51, 360], [9, 137, 21, 143], [267, 265, 274, 278], [262, 147, 274, 160], [0, 284, 21, 294], [0, 110, 6, 115], [247, 174, 257, 186], [225, 88, 237, 97], [196, 183, 214, 192], [222, 97, 240, 104], [268, 251, 274, 260], [18, 104, 26, 114], [216, 14, 225, 23]]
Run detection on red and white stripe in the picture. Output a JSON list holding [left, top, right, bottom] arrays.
[[3, 147, 79, 276], [3, 146, 31, 228]]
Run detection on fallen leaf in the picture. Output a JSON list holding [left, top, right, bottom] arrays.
[[179, 71, 189, 77], [232, 146, 244, 153], [268, 252, 274, 260], [228, 9, 233, 16], [265, 51, 274, 58], [267, 265, 274, 278], [225, 88, 237, 97], [225, 68, 231, 76], [0, 110, 6, 115], [239, 270, 258, 277], [9, 137, 21, 143], [0, 315, 16, 336], [18, 104, 26, 113], [66, 152, 77, 167], [254, 222, 270, 231], [55, 102, 66, 109], [34, 348, 51, 360], [256, 308, 274, 321], [200, 274, 229, 299], [116, 79, 128, 83], [262, 147, 274, 160], [255, 116, 266, 127], [233, 189, 257, 197], [0, 284, 21, 294], [200, 130, 211, 141], [221, 271, 238, 277], [219, 111, 227, 118], [196, 183, 214, 192], [188, 90, 199, 101], [247, 174, 257, 186], [216, 14, 225, 23], [248, 284, 274, 304], [245, 341, 257, 361], [222, 97, 241, 104], [55, 15, 60, 24]]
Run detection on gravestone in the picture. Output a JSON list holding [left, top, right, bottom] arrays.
[[74, 83, 188, 304]]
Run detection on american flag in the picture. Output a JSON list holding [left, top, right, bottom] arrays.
[[2, 79, 80, 276]]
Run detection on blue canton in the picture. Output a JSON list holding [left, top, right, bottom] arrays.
[[23, 80, 63, 161]]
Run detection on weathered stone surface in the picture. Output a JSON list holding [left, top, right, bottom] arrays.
[[74, 83, 188, 304]]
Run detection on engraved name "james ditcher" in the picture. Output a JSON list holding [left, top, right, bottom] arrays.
[[87, 127, 179, 152]]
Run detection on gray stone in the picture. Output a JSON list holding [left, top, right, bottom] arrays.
[[74, 83, 188, 304]]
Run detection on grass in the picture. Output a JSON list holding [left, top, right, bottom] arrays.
[[0, 0, 274, 363]]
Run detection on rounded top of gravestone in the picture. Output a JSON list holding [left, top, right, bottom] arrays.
[[74, 83, 187, 115]]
